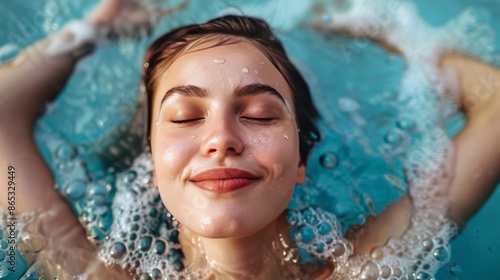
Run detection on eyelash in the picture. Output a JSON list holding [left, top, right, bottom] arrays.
[[170, 117, 276, 123], [241, 117, 277, 123], [170, 117, 277, 124], [170, 118, 204, 124]]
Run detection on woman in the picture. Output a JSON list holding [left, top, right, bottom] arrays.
[[1, 0, 499, 279]]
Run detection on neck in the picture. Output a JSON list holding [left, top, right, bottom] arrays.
[[179, 213, 288, 279]]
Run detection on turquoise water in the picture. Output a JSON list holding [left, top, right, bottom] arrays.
[[0, 0, 499, 279]]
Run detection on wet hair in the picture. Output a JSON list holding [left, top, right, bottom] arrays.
[[142, 15, 321, 162]]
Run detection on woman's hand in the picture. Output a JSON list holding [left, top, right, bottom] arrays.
[[86, 0, 188, 40]]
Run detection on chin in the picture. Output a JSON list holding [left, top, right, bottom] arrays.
[[199, 218, 250, 239], [189, 212, 269, 239]]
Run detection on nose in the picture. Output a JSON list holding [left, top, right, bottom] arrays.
[[200, 119, 243, 157]]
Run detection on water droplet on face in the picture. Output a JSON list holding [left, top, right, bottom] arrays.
[[192, 135, 197, 139], [283, 134, 289, 140], [254, 70, 259, 74], [213, 58, 225, 64], [155, 120, 159, 126], [201, 66, 207, 71], [319, 152, 339, 169], [242, 67, 249, 74]]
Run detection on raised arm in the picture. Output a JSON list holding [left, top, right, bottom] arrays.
[[0, 0, 188, 276], [349, 55, 500, 256], [0, 0, 126, 275], [440, 55, 500, 224]]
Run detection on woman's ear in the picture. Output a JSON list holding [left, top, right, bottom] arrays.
[[296, 162, 306, 184]]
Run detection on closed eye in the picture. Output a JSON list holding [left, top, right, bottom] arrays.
[[170, 118, 204, 124], [241, 117, 277, 122]]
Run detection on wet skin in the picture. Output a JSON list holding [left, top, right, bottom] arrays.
[[150, 40, 306, 240]]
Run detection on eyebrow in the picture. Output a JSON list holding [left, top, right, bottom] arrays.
[[160, 83, 286, 109]]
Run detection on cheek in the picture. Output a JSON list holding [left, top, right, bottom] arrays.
[[243, 124, 300, 177], [152, 130, 196, 178], [250, 124, 298, 156]]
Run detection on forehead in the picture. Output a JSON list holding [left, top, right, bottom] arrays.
[[176, 37, 273, 72], [153, 39, 293, 105]]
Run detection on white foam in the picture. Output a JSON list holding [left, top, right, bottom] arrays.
[[310, 0, 473, 278], [45, 20, 97, 56]]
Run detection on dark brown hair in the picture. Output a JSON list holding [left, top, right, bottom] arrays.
[[142, 15, 321, 162]]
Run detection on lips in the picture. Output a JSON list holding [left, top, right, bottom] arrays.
[[189, 168, 259, 193]]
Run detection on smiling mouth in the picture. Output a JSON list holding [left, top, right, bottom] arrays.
[[189, 168, 259, 193]]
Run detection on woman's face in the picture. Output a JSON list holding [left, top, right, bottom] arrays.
[[150, 40, 305, 238]]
